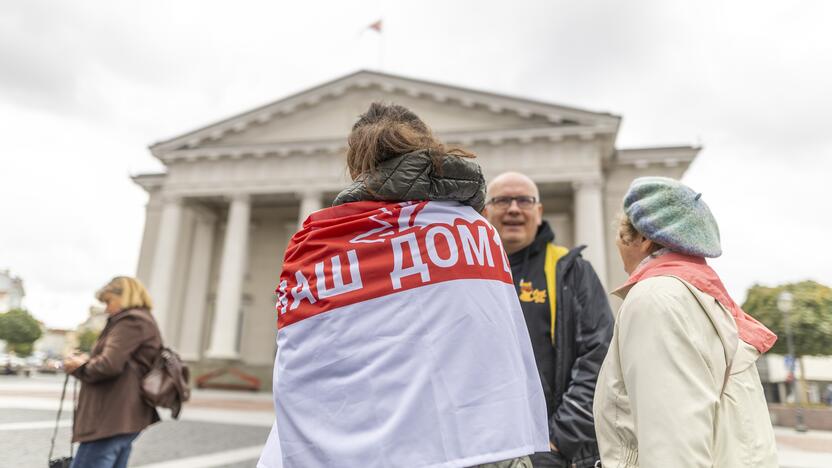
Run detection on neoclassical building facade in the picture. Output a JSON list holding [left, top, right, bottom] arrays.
[[133, 70, 698, 382]]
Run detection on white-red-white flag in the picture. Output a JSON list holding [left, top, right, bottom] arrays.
[[258, 200, 548, 468]]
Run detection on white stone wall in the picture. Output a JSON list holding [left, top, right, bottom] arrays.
[[238, 207, 293, 365]]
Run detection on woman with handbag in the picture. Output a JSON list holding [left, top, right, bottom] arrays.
[[63, 276, 162, 468], [593, 177, 779, 467]]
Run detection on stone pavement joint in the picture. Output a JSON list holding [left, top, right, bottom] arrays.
[[0, 387, 275, 411], [0, 419, 71, 431], [132, 445, 263, 468]]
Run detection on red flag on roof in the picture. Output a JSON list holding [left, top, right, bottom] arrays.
[[367, 19, 382, 33]]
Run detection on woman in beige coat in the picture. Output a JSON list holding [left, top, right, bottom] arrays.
[[593, 177, 779, 467]]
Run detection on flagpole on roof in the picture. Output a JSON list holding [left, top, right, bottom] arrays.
[[366, 18, 383, 71], [379, 23, 384, 72]]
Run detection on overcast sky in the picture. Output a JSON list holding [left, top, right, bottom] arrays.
[[2, 0, 830, 329]]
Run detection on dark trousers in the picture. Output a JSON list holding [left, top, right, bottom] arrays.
[[470, 455, 533, 467], [530, 451, 569, 468], [70, 433, 139, 468], [530, 450, 601, 468]]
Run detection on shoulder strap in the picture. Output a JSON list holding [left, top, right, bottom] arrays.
[[672, 276, 736, 397], [544, 243, 570, 345], [71, 378, 77, 457], [49, 374, 74, 461]]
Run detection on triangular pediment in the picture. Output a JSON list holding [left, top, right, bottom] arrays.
[[150, 70, 620, 161]]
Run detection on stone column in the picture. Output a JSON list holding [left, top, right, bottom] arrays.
[[297, 191, 323, 229], [135, 194, 163, 285], [573, 179, 608, 289], [205, 194, 251, 360], [148, 195, 183, 340], [177, 212, 216, 361]]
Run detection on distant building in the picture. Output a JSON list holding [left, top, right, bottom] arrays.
[[0, 270, 26, 353], [759, 354, 832, 404], [0, 269, 25, 313], [34, 328, 76, 358], [78, 305, 108, 333]]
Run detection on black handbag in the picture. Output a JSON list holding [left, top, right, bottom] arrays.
[[48, 374, 76, 468], [48, 457, 72, 468]]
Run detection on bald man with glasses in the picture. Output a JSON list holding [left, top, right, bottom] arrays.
[[484, 172, 613, 468]]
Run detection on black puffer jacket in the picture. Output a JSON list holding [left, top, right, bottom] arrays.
[[332, 149, 486, 210], [509, 222, 614, 465]]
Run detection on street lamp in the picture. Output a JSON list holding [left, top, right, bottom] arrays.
[[778, 290, 808, 432]]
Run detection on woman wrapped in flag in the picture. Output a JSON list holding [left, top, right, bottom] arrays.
[[258, 103, 549, 468]]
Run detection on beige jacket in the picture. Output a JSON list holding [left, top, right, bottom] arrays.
[[593, 276, 778, 467]]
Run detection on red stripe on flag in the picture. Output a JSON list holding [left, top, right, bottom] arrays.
[[276, 202, 512, 328]]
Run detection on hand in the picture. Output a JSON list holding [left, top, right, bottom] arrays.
[[550, 441, 559, 453], [63, 355, 87, 374]]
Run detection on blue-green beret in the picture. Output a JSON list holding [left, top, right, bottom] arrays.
[[623, 176, 722, 258]]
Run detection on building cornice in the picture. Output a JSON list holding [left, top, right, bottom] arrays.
[[131, 173, 167, 191], [157, 124, 619, 164], [613, 146, 701, 169], [149, 70, 622, 159]]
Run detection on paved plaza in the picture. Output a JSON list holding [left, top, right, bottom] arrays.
[[1, 374, 272, 467], [2, 374, 832, 467]]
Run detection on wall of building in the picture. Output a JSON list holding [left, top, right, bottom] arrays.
[[240, 206, 294, 366], [474, 138, 604, 184]]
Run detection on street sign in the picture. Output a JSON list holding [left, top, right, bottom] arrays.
[[784, 354, 796, 373]]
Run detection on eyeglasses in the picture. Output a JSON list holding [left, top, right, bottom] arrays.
[[486, 196, 538, 210]]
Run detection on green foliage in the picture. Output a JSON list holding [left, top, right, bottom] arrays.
[[0, 309, 43, 357], [77, 329, 99, 353], [743, 281, 832, 357], [8, 342, 34, 356]]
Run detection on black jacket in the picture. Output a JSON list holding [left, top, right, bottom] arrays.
[[332, 149, 486, 211], [508, 221, 614, 461]]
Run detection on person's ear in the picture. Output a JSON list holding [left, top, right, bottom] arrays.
[[639, 237, 655, 255], [536, 203, 543, 225]]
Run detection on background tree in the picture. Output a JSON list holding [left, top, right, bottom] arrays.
[[744, 280, 832, 403], [0, 309, 43, 357], [77, 328, 99, 353]]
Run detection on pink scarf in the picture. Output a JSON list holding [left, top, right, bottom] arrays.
[[615, 252, 777, 354]]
